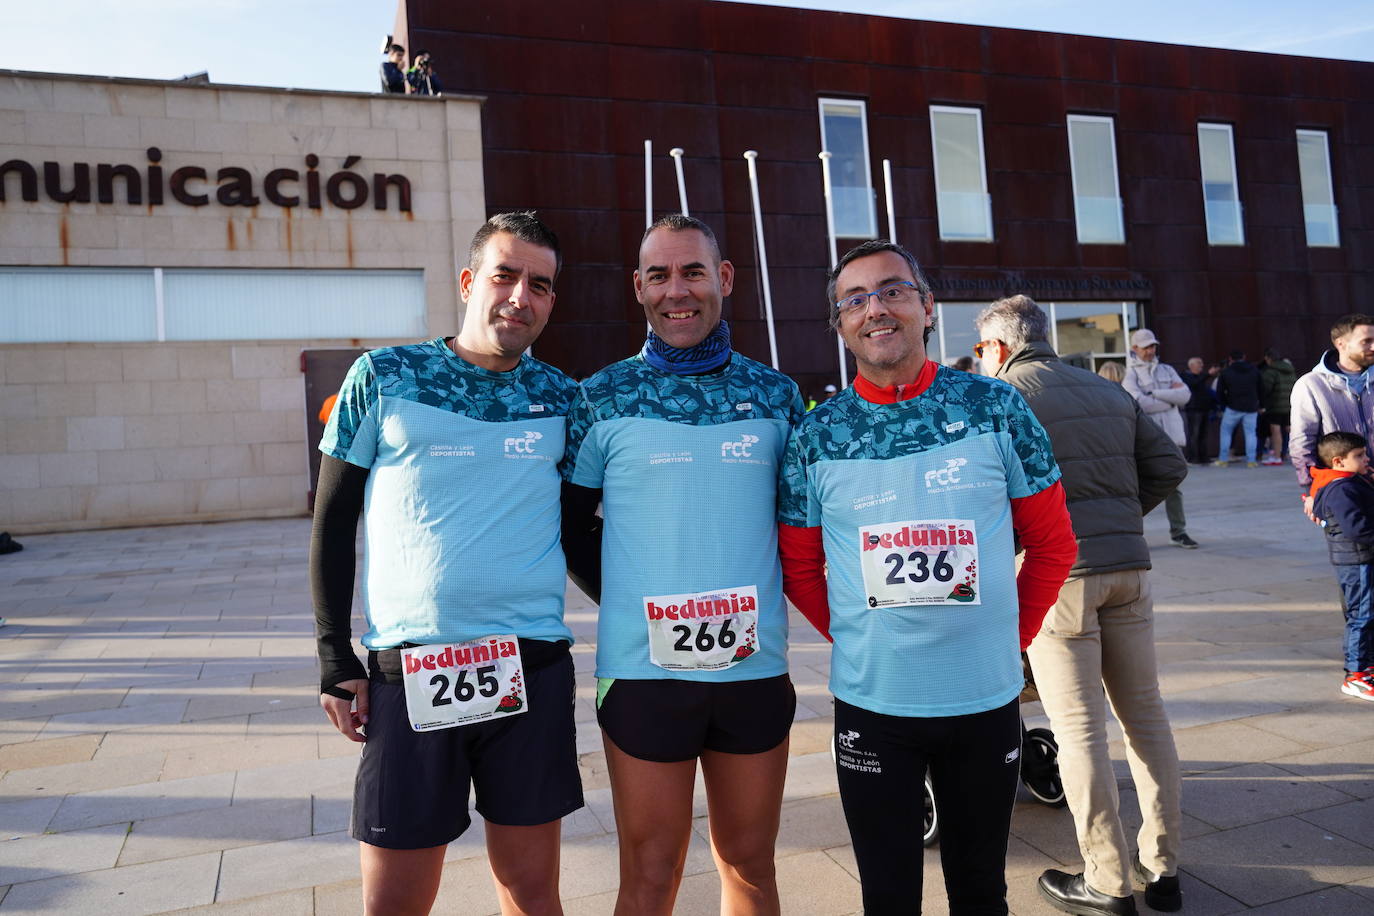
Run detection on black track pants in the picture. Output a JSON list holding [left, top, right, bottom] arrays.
[[834, 697, 1021, 915]]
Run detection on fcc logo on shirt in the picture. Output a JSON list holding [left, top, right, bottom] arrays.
[[924, 457, 967, 488], [503, 431, 552, 461]]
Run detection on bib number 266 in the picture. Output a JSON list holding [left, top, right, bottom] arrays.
[[645, 586, 760, 672]]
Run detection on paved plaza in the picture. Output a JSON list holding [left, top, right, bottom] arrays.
[[0, 465, 1372, 914]]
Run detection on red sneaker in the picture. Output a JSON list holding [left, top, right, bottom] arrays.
[[1341, 671, 1374, 702]]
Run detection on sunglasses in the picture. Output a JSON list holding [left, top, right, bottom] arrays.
[[973, 340, 999, 358]]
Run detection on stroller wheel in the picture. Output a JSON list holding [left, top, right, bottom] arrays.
[[922, 772, 939, 847], [1021, 727, 1067, 807]]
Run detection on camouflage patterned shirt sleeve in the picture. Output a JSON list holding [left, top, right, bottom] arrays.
[[319, 353, 379, 469], [777, 428, 815, 527], [998, 385, 1061, 498], [562, 385, 603, 485]]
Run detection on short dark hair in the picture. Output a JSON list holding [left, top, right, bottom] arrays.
[[468, 211, 561, 278], [415, 48, 431, 57], [1317, 431, 1367, 467], [1229, 349, 1245, 361], [825, 240, 934, 340], [1330, 314, 1374, 344], [388, 44, 404, 54], [640, 214, 722, 265]]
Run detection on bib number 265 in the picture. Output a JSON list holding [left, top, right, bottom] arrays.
[[428, 665, 498, 705]]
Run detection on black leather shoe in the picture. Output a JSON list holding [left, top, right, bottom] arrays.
[[1132, 857, 1183, 912], [1038, 869, 1138, 915]]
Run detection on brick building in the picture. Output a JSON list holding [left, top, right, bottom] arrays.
[[400, 0, 1373, 392]]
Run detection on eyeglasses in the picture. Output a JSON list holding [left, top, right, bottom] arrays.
[[836, 281, 923, 315], [973, 340, 1000, 358]]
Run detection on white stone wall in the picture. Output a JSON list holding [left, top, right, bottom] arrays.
[[0, 73, 487, 533]]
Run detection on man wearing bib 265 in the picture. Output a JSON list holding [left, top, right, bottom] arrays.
[[562, 215, 804, 914], [312, 212, 582, 915], [778, 240, 1077, 914]]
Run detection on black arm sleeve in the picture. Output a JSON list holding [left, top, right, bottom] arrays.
[[561, 482, 603, 603], [310, 454, 371, 693]]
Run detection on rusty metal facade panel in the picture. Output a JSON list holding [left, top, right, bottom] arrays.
[[407, 0, 1373, 383]]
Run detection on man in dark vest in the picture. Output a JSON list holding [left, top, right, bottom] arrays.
[[976, 295, 1188, 916]]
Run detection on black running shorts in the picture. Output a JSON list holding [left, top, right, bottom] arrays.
[[597, 674, 796, 763], [350, 639, 583, 849]]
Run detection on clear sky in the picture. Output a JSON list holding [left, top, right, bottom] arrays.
[[3, 0, 1370, 95]]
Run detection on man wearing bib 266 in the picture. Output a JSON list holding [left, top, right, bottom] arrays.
[[562, 215, 804, 914], [312, 212, 582, 915], [778, 240, 1077, 914]]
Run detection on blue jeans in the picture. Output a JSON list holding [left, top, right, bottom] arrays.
[[1335, 564, 1374, 672], [1217, 408, 1258, 463]]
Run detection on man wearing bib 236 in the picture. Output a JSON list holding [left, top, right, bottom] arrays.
[[561, 215, 804, 915], [312, 212, 582, 915], [778, 240, 1077, 914]]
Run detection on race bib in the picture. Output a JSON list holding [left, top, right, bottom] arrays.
[[400, 635, 527, 731], [644, 586, 760, 671], [858, 520, 980, 608]]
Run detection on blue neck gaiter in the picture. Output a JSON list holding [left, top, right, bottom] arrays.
[[642, 320, 732, 375]]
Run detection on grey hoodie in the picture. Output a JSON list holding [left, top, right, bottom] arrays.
[[1289, 350, 1374, 489]]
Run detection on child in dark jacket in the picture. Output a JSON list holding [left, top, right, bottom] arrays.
[[1310, 431, 1374, 702]]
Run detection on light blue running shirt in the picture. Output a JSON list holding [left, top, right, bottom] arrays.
[[320, 337, 578, 650], [779, 367, 1061, 718], [565, 352, 804, 682]]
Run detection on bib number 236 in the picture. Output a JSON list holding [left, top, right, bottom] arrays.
[[400, 635, 526, 732], [644, 586, 760, 671], [858, 519, 980, 608]]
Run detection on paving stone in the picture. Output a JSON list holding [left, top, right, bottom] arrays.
[[1165, 719, 1312, 774], [94, 716, 249, 760], [216, 830, 357, 902], [39, 698, 190, 739], [1184, 816, 1374, 906], [775, 794, 852, 856], [48, 771, 236, 832], [1247, 701, 1374, 749], [1239, 884, 1373, 914], [0, 796, 61, 838], [0, 733, 100, 770], [118, 796, 311, 866], [229, 754, 357, 804], [0, 850, 220, 915], [0, 751, 165, 799], [159, 886, 314, 915], [1269, 737, 1374, 798], [1297, 796, 1374, 851], [0, 822, 128, 885], [1182, 762, 1357, 830], [160, 734, 317, 781]]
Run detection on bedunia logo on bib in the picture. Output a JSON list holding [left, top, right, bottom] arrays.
[[857, 519, 981, 608], [644, 586, 761, 671]]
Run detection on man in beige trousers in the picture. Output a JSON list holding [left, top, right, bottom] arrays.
[[977, 296, 1187, 916]]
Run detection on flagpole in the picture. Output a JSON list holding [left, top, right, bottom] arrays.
[[744, 150, 780, 371], [818, 151, 848, 389]]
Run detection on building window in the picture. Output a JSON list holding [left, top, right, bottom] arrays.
[[1296, 130, 1339, 247], [1197, 123, 1244, 245], [1067, 115, 1125, 244], [930, 106, 993, 241], [818, 98, 877, 239], [0, 267, 426, 343]]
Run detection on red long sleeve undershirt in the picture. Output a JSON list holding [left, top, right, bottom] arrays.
[[779, 361, 1077, 649]]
